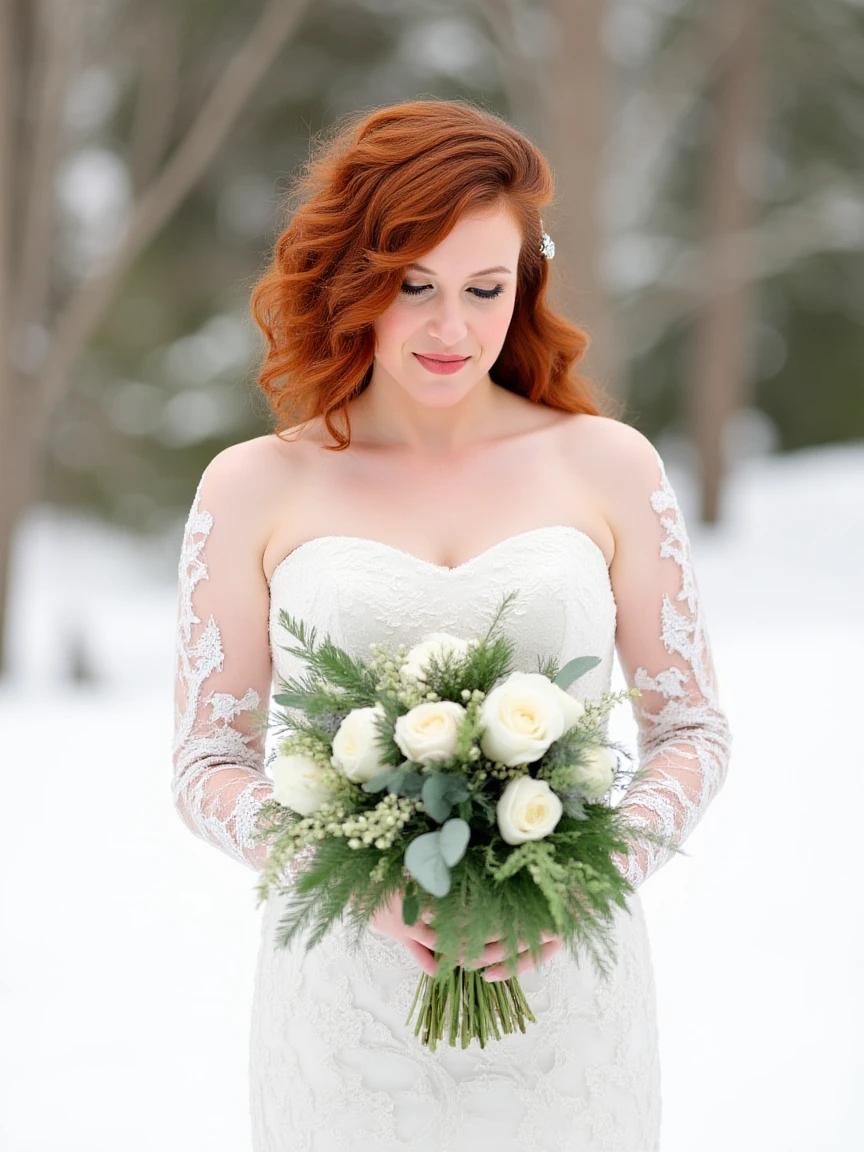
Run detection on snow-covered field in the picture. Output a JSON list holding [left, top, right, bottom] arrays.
[[1, 441, 861, 1152]]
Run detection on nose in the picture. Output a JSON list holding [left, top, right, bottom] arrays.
[[426, 294, 468, 347]]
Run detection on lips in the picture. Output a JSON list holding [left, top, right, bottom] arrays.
[[416, 354, 468, 362], [413, 352, 471, 375]]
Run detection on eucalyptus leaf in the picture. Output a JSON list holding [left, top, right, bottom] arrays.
[[439, 818, 471, 866], [421, 774, 452, 822], [361, 769, 399, 794], [400, 771, 425, 799], [422, 773, 472, 823], [553, 655, 601, 691], [404, 831, 451, 897]]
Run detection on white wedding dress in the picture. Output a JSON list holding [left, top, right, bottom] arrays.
[[171, 441, 732, 1152]]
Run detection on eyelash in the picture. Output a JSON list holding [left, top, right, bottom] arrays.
[[399, 283, 505, 300]]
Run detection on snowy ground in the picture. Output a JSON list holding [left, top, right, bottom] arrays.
[[1, 441, 861, 1152]]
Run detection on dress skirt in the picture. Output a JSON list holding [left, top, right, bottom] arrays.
[[248, 886, 662, 1152]]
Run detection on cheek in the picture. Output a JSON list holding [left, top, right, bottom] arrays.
[[373, 308, 413, 353], [482, 306, 514, 348]]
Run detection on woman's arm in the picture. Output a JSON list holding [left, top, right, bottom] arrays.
[[605, 423, 732, 889], [171, 448, 277, 872]]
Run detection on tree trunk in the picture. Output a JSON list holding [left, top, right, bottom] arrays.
[[0, 0, 312, 678], [687, 0, 770, 523], [542, 0, 618, 398]]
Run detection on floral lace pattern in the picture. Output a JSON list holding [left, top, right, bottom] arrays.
[[171, 475, 275, 872], [611, 450, 732, 889]]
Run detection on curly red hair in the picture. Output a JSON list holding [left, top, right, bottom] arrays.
[[250, 98, 616, 449]]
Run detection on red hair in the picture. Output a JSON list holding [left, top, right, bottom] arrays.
[[250, 98, 617, 449]]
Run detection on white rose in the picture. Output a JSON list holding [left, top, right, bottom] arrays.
[[331, 703, 390, 783], [568, 745, 618, 799], [393, 700, 467, 764], [270, 753, 333, 816], [549, 684, 585, 731], [400, 631, 473, 684], [479, 671, 570, 766], [496, 776, 564, 845]]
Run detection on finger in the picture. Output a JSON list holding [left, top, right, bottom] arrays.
[[410, 924, 439, 949], [483, 938, 564, 982], [467, 936, 529, 969], [402, 937, 438, 977]]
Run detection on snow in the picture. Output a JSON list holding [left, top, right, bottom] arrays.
[[1, 441, 861, 1151]]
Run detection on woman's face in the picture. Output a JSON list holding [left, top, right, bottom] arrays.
[[370, 202, 522, 406]]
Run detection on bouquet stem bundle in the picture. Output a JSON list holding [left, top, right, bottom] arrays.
[[406, 963, 537, 1051]]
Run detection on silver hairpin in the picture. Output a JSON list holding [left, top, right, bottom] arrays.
[[540, 230, 555, 260]]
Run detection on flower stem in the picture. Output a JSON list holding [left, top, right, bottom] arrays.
[[405, 958, 537, 1049]]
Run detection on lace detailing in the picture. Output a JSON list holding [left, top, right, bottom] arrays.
[[250, 886, 661, 1151], [171, 473, 274, 871], [613, 449, 732, 889]]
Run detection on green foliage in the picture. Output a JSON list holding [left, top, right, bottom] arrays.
[[275, 609, 379, 702], [404, 830, 453, 897], [421, 773, 472, 823], [552, 655, 602, 690], [423, 590, 521, 698]]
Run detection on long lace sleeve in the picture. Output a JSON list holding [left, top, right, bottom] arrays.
[[171, 454, 275, 872], [609, 433, 732, 890]]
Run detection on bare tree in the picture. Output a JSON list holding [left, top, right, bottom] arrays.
[[0, 0, 312, 676], [686, 0, 771, 522], [542, 0, 618, 397]]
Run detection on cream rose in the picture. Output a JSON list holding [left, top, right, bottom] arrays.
[[400, 631, 473, 684], [270, 753, 333, 816], [393, 700, 467, 764], [330, 703, 390, 783], [496, 776, 564, 845], [549, 684, 586, 731], [568, 745, 618, 799], [479, 671, 573, 766]]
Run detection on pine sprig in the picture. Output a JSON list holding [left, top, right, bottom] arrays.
[[275, 608, 378, 699]]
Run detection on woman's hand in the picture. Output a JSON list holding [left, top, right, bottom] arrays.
[[465, 929, 564, 982], [368, 891, 563, 980], [367, 889, 443, 976]]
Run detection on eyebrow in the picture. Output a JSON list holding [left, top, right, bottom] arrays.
[[405, 263, 513, 277]]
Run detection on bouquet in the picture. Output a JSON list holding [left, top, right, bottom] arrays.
[[252, 590, 676, 1051]]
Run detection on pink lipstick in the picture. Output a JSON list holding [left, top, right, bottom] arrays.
[[413, 353, 470, 375]]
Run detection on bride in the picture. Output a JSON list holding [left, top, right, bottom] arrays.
[[171, 99, 731, 1151]]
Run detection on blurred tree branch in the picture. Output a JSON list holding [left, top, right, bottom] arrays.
[[39, 0, 312, 424], [0, 0, 312, 676]]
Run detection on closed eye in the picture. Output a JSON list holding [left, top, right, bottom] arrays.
[[399, 283, 505, 300]]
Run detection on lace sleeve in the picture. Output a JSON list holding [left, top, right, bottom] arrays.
[[171, 456, 276, 873], [609, 434, 732, 889]]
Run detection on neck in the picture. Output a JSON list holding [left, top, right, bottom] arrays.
[[347, 368, 505, 457]]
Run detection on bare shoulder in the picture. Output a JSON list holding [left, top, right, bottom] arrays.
[[204, 427, 312, 491], [559, 413, 664, 531], [195, 432, 307, 567]]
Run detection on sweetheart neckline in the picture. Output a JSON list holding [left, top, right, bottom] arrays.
[[267, 524, 611, 587]]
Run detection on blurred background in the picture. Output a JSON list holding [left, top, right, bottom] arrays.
[[0, 0, 861, 1149]]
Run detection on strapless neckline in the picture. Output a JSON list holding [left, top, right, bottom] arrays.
[[267, 523, 610, 588]]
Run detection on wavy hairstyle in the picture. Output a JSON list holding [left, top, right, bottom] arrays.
[[250, 98, 617, 449]]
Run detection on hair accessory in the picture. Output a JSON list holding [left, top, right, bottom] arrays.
[[540, 230, 555, 260]]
